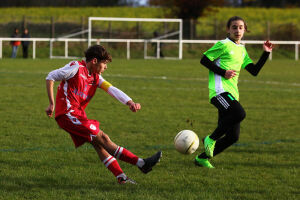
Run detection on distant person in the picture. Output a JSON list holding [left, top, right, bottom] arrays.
[[153, 31, 164, 58], [45, 45, 162, 184], [195, 16, 273, 168], [21, 28, 30, 58], [10, 28, 21, 58]]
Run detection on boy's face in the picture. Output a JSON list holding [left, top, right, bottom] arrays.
[[227, 20, 245, 43], [91, 58, 108, 75]]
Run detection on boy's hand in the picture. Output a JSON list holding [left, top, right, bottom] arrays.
[[225, 70, 236, 79], [263, 40, 273, 52], [127, 100, 141, 112], [45, 104, 54, 117]]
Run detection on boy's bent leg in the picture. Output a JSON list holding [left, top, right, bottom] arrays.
[[91, 140, 136, 184], [114, 146, 162, 174], [196, 123, 240, 164], [114, 146, 139, 165], [93, 130, 141, 166], [91, 141, 122, 176], [94, 131, 162, 173], [113, 142, 162, 173], [138, 151, 162, 174], [209, 93, 246, 141], [93, 130, 118, 155], [213, 123, 240, 157]]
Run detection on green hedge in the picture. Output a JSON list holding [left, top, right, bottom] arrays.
[[0, 7, 164, 23], [1, 7, 300, 39]]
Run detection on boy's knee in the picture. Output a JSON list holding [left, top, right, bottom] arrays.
[[95, 131, 111, 145], [237, 109, 246, 122], [232, 106, 246, 123]]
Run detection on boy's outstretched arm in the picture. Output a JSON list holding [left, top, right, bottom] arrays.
[[126, 100, 141, 112], [245, 40, 273, 76], [99, 77, 141, 112]]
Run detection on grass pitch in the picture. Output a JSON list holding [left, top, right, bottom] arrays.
[[0, 58, 299, 200]]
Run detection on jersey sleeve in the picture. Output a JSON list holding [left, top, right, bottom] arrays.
[[98, 75, 132, 105], [241, 50, 253, 69], [203, 41, 225, 61], [46, 61, 79, 81], [98, 75, 112, 91]]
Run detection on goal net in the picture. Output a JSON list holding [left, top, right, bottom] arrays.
[[88, 17, 183, 59]]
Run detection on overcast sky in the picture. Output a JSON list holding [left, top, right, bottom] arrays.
[[137, 0, 148, 6]]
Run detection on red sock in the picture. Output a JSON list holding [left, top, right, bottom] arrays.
[[114, 146, 139, 165], [103, 155, 123, 177]]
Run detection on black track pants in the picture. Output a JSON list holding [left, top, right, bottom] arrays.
[[198, 92, 246, 158]]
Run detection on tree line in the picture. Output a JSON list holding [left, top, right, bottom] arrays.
[[0, 0, 140, 7], [1, 0, 299, 8]]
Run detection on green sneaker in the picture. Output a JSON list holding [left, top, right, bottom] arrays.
[[204, 136, 216, 158], [195, 157, 214, 168]]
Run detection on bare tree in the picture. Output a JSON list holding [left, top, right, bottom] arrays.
[[149, 0, 225, 39], [241, 0, 300, 7]]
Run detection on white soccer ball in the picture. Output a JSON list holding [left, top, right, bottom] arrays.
[[174, 130, 199, 154]]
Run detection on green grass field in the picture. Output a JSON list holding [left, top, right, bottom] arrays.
[[0, 58, 299, 200]]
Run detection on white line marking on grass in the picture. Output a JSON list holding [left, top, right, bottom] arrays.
[[1, 70, 299, 87], [107, 73, 208, 81], [131, 86, 206, 91], [105, 74, 300, 87], [240, 79, 300, 87], [0, 70, 47, 74]]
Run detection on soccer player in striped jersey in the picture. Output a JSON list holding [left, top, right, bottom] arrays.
[[45, 45, 162, 184], [195, 16, 273, 168]]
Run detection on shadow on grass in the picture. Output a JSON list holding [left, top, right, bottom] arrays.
[[218, 159, 300, 169]]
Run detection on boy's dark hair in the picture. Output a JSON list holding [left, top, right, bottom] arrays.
[[227, 16, 249, 32], [84, 45, 112, 62]]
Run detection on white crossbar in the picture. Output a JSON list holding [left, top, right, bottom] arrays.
[[89, 17, 182, 23]]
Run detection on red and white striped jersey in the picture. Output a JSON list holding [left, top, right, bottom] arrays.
[[46, 60, 131, 119]]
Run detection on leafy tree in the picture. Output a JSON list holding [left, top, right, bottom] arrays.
[[0, 0, 135, 7]]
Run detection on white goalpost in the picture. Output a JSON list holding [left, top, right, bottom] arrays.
[[88, 17, 183, 59]]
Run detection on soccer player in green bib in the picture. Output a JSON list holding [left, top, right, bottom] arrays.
[[195, 16, 273, 168]]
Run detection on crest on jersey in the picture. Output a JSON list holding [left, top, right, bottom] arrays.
[[90, 124, 96, 130]]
